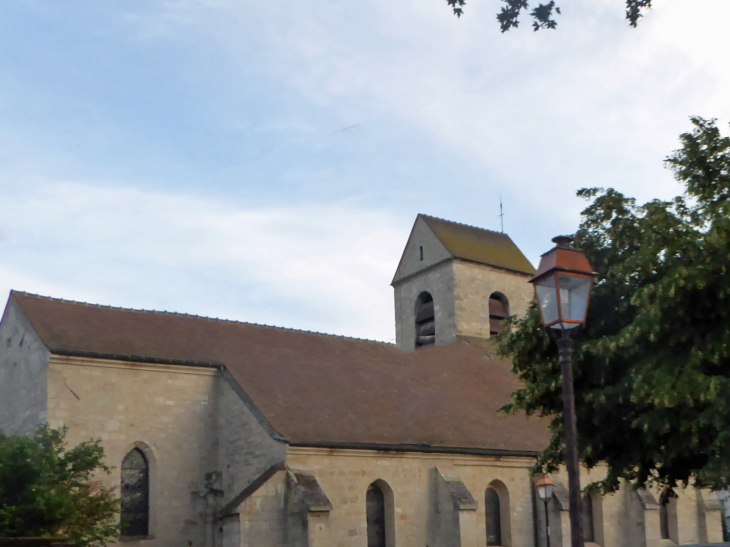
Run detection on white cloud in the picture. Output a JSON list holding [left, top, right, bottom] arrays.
[[0, 180, 408, 341], [2, 0, 730, 341], [127, 0, 730, 210]]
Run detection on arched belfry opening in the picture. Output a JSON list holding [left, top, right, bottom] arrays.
[[121, 448, 150, 537], [415, 292, 435, 348], [489, 293, 510, 337]]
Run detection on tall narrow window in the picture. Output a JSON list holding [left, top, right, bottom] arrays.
[[489, 293, 509, 337], [121, 448, 149, 537], [415, 292, 435, 348], [660, 491, 670, 540], [485, 487, 502, 546], [582, 494, 595, 543], [367, 483, 386, 547], [419, 246, 424, 261]]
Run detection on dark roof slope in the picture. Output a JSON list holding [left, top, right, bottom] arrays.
[[10, 291, 549, 454], [421, 215, 535, 275]]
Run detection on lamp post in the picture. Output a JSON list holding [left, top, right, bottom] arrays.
[[529, 236, 596, 547], [536, 476, 554, 547]]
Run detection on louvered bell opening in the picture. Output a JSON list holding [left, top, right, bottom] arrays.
[[489, 296, 508, 337], [416, 298, 435, 348], [415, 300, 434, 323], [489, 298, 508, 317]]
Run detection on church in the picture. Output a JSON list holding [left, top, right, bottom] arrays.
[[0, 214, 724, 547]]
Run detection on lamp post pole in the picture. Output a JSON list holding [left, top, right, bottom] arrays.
[[529, 236, 597, 547], [558, 331, 583, 547], [536, 476, 554, 547]]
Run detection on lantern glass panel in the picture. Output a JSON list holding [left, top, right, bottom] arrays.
[[557, 274, 592, 327], [535, 274, 559, 326], [536, 483, 553, 501]]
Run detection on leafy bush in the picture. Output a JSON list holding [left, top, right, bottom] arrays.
[[0, 425, 119, 546]]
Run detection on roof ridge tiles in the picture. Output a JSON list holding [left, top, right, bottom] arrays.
[[10, 290, 393, 346], [419, 213, 507, 237]]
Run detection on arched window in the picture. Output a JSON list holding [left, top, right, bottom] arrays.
[[660, 490, 671, 541], [489, 293, 509, 337], [367, 483, 386, 547], [582, 494, 595, 543], [121, 448, 149, 537], [415, 292, 435, 348], [486, 487, 502, 546]]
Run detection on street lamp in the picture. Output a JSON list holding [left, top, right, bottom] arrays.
[[536, 476, 554, 547], [530, 235, 596, 547]]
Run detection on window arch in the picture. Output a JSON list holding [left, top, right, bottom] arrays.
[[489, 293, 509, 337], [485, 487, 502, 546], [366, 480, 395, 547], [121, 448, 149, 537], [415, 292, 435, 348], [659, 490, 677, 543], [582, 494, 595, 543], [486, 480, 511, 547]]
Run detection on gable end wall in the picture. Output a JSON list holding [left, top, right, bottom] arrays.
[[0, 296, 51, 436]]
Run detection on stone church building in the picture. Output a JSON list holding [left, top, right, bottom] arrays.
[[0, 214, 724, 547]]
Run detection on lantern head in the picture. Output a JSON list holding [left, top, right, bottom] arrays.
[[536, 476, 554, 501], [530, 236, 596, 330]]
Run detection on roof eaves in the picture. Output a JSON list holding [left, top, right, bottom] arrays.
[[12, 291, 394, 347], [49, 348, 224, 368], [288, 440, 540, 458]]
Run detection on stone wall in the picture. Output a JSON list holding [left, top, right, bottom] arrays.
[[224, 466, 341, 547], [47, 355, 221, 547], [452, 260, 533, 340], [216, 370, 287, 516], [0, 296, 50, 436], [45, 355, 286, 547], [284, 447, 537, 547], [394, 261, 456, 352], [393, 257, 534, 352]]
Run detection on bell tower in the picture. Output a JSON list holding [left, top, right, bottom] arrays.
[[391, 215, 535, 352]]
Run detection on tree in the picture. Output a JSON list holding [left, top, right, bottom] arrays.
[[0, 425, 120, 546], [498, 116, 730, 493], [447, 0, 652, 32]]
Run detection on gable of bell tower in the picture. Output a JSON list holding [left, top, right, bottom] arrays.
[[392, 215, 535, 352]]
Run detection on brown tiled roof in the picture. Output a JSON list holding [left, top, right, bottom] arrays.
[[421, 215, 535, 275], [9, 291, 549, 454]]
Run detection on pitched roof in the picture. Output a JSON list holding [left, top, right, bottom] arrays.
[[420, 215, 535, 275], [9, 291, 550, 455]]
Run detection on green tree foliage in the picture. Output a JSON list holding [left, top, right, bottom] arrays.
[[0, 425, 119, 545], [446, 0, 652, 32], [498, 117, 730, 493]]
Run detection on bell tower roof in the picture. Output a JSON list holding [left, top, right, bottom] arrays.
[[392, 214, 535, 285]]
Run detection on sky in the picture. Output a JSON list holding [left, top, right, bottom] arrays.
[[1, 0, 729, 342]]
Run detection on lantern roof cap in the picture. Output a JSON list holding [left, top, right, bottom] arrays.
[[551, 235, 573, 248], [530, 236, 596, 282]]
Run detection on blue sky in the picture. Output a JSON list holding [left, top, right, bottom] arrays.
[[1, 0, 729, 341]]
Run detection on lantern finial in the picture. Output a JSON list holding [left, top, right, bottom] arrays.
[[551, 235, 573, 248]]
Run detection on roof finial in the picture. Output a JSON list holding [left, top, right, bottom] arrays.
[[499, 196, 504, 233]]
